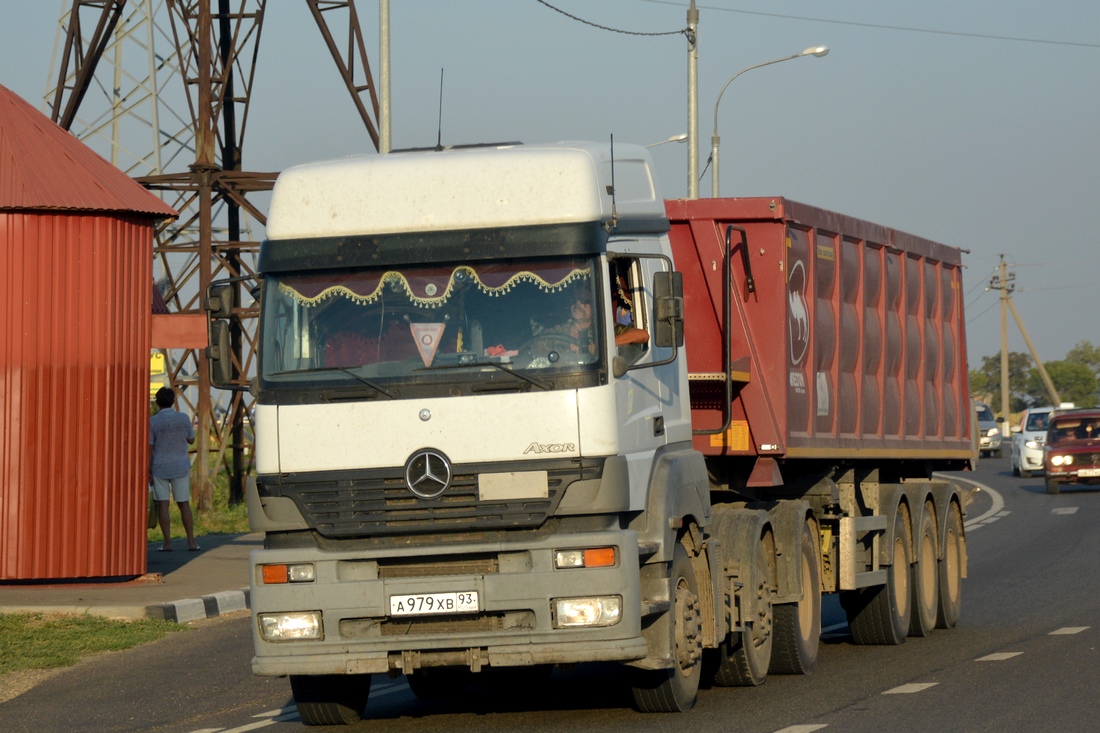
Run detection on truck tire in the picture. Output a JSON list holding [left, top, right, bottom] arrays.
[[406, 668, 471, 700], [1045, 478, 1060, 494], [909, 503, 938, 638], [710, 530, 776, 686], [631, 540, 702, 712], [936, 501, 964, 629], [290, 674, 371, 726], [770, 521, 820, 674], [842, 504, 911, 646]]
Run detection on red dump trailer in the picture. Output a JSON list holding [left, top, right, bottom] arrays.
[[667, 196, 974, 488]]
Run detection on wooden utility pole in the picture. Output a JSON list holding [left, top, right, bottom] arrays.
[[990, 255, 1061, 418]]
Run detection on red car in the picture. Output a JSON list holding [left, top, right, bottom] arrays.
[[1044, 409, 1100, 494]]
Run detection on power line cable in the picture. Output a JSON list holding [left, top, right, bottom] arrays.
[[638, 0, 1100, 49], [966, 299, 999, 325], [536, 0, 687, 37]]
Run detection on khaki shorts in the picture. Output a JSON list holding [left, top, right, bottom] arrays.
[[152, 475, 191, 503]]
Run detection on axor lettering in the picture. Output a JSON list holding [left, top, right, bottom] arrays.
[[523, 442, 577, 455]]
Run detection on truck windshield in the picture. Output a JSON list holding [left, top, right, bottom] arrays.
[[259, 256, 604, 392]]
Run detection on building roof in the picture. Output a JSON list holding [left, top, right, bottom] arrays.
[[0, 84, 177, 218]]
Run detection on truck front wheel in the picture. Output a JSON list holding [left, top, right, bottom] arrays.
[[290, 674, 371, 726], [630, 540, 702, 712]]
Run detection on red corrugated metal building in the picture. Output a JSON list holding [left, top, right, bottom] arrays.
[[0, 84, 178, 581]]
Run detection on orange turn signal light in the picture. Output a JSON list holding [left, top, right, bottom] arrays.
[[262, 564, 289, 584], [583, 547, 617, 568]]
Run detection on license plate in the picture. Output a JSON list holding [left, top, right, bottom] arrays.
[[1078, 468, 1100, 477], [389, 591, 479, 617]]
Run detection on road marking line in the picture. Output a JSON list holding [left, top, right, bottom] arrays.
[[935, 474, 1003, 531], [1050, 626, 1089, 635], [773, 726, 828, 732], [883, 682, 938, 694], [204, 719, 277, 733], [1051, 507, 1078, 515], [977, 652, 1022, 661], [251, 708, 290, 718]]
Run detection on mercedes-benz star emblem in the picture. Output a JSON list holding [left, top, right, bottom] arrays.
[[404, 449, 452, 499]]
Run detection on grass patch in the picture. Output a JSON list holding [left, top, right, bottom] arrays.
[[148, 464, 252, 543], [0, 613, 186, 674]]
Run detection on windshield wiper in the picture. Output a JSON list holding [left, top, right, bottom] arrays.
[[418, 359, 551, 391], [267, 366, 396, 399]]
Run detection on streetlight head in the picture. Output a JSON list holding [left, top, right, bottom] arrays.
[[803, 45, 829, 57], [645, 133, 688, 148]]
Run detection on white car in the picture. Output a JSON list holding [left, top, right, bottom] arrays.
[[975, 402, 1003, 458], [1010, 406, 1054, 478]]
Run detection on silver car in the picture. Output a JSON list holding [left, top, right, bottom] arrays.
[[1010, 406, 1054, 478], [975, 402, 1003, 458]]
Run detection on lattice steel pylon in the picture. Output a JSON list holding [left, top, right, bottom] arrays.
[[46, 0, 380, 508]]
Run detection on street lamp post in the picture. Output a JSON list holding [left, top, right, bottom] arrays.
[[711, 45, 828, 197]]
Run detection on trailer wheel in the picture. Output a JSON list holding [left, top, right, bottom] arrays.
[[631, 540, 702, 712], [290, 674, 371, 726], [936, 502, 964, 629], [909, 503, 939, 638], [770, 520, 820, 674], [842, 503, 911, 645], [406, 667, 472, 700], [710, 530, 775, 686]]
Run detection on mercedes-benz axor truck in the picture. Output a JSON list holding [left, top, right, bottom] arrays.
[[206, 141, 974, 725]]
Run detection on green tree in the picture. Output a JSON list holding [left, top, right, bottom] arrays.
[[1065, 340, 1100, 383], [970, 351, 1032, 414], [1027, 360, 1098, 408]]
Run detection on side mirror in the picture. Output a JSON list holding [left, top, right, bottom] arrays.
[[205, 283, 234, 319], [1011, 425, 1022, 434], [207, 319, 234, 389], [652, 271, 684, 348]]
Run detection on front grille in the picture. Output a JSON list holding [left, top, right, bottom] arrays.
[[261, 459, 600, 539]]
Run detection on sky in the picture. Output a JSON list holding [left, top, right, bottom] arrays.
[[1, 0, 1098, 366]]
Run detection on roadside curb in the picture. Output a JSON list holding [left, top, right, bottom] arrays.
[[145, 587, 251, 623]]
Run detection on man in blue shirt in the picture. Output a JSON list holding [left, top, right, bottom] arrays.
[[149, 387, 199, 551]]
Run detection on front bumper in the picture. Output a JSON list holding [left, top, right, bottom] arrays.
[[1045, 466, 1100, 487], [1019, 446, 1045, 472], [249, 529, 649, 676]]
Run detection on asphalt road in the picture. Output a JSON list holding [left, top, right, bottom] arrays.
[[3, 455, 1098, 732]]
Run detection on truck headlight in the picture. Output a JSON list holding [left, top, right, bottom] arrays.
[[258, 611, 323, 641], [552, 596, 622, 628]]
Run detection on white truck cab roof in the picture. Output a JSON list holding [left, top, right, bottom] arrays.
[[266, 141, 665, 240]]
